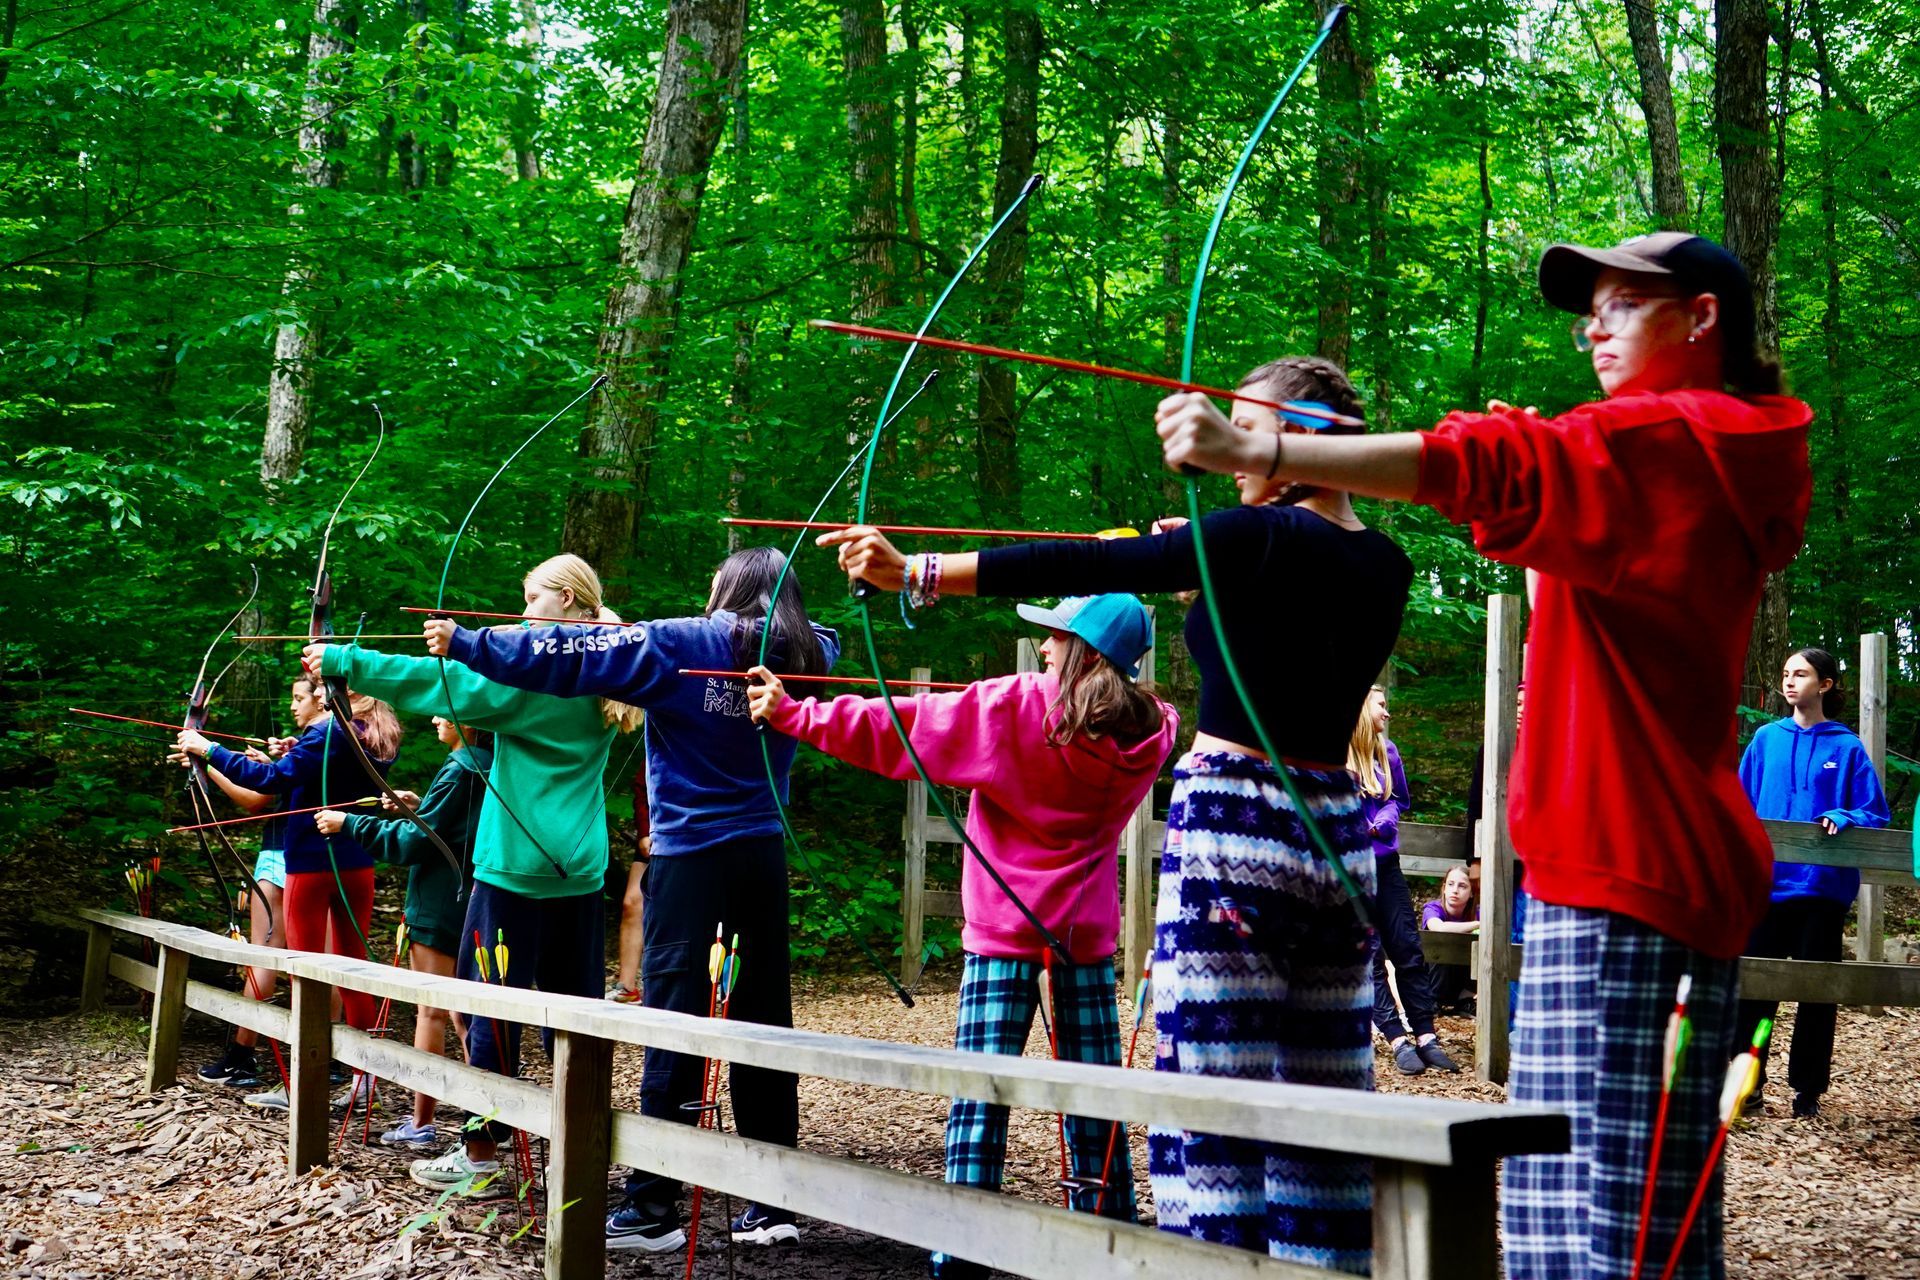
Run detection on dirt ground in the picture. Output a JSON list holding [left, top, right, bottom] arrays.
[[2, 970, 1917, 1279]]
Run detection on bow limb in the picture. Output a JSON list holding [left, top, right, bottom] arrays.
[[183, 565, 272, 933], [310, 412, 467, 934], [1178, 4, 1370, 923], [432, 377, 607, 887], [844, 173, 1075, 971]]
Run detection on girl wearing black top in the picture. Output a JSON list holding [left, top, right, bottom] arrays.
[[824, 357, 1410, 1275]]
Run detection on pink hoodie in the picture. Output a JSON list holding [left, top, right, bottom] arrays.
[[768, 671, 1177, 962]]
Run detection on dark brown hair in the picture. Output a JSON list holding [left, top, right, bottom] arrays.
[[1789, 647, 1845, 721], [1044, 634, 1165, 748], [1237, 356, 1366, 505]]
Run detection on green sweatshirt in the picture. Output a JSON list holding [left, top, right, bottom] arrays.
[[322, 646, 617, 899], [338, 743, 490, 953]]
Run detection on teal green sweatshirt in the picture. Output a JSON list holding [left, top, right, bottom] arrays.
[[321, 646, 617, 899], [338, 743, 490, 952]]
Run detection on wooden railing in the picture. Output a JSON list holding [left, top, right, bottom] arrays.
[[70, 906, 1567, 1280]]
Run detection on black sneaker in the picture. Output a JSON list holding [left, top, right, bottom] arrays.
[[1416, 1039, 1461, 1073], [730, 1203, 800, 1245], [225, 1066, 272, 1092], [1791, 1091, 1821, 1119], [328, 1061, 352, 1087], [929, 1252, 990, 1280], [197, 1046, 257, 1085], [606, 1198, 686, 1252], [1391, 1040, 1426, 1076]]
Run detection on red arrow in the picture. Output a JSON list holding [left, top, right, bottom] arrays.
[[398, 606, 640, 629], [810, 319, 1365, 427], [70, 708, 268, 747]]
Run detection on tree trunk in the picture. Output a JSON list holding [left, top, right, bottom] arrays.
[[396, 0, 430, 194], [1809, 0, 1855, 639], [1314, 0, 1366, 366], [1624, 0, 1689, 229], [1160, 39, 1185, 376], [561, 0, 745, 582], [433, 0, 470, 187], [900, 0, 925, 292], [725, 3, 753, 548], [1467, 139, 1491, 407], [511, 0, 544, 180], [972, 4, 1041, 528], [261, 0, 357, 487], [842, 0, 896, 321], [1717, 0, 1789, 713]]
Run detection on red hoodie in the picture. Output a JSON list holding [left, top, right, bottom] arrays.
[[1416, 389, 1812, 958]]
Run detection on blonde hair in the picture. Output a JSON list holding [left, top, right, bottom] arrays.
[[525, 554, 646, 734], [1345, 685, 1392, 799], [349, 691, 403, 761]]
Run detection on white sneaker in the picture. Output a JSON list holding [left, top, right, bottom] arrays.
[[332, 1075, 379, 1114], [244, 1085, 288, 1111], [408, 1145, 501, 1194]]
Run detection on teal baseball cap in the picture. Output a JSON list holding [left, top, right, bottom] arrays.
[[1015, 594, 1155, 678]]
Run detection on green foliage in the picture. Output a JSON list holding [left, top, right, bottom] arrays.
[[2, 0, 1915, 976]]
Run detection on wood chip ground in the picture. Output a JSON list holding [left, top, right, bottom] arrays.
[[1, 974, 1914, 1278]]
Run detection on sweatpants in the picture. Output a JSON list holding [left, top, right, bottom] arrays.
[[458, 880, 604, 1141], [1368, 852, 1438, 1039], [284, 866, 376, 1030], [623, 836, 797, 1209], [1146, 752, 1377, 1275], [944, 952, 1135, 1220], [1502, 900, 1739, 1280], [1733, 895, 1848, 1098]]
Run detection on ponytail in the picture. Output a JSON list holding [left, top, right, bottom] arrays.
[[1791, 647, 1845, 721]]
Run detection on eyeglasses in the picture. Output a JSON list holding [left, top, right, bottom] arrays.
[[1571, 293, 1684, 351]]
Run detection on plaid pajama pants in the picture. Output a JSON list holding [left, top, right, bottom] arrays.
[[946, 951, 1135, 1220], [1504, 899, 1740, 1280], [1146, 752, 1378, 1275]]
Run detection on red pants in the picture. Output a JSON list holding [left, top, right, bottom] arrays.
[[283, 867, 376, 1030]]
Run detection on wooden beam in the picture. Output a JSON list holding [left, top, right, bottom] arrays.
[[288, 976, 333, 1174], [900, 666, 933, 988], [1474, 595, 1522, 1084], [1122, 610, 1158, 985], [79, 920, 112, 1013], [1373, 1158, 1498, 1280], [143, 945, 190, 1093], [924, 889, 962, 919], [608, 1109, 1331, 1280], [182, 974, 293, 1044], [1855, 633, 1888, 989], [547, 1032, 614, 1280], [1736, 956, 1920, 1006], [75, 911, 1569, 1167]]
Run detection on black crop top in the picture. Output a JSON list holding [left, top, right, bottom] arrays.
[[975, 504, 1413, 764]]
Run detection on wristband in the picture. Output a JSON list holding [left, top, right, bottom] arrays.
[[1265, 432, 1284, 479]]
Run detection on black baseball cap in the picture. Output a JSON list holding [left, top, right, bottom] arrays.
[[1538, 231, 1756, 359]]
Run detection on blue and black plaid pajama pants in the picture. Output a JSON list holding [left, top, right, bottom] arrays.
[[1504, 899, 1740, 1280], [945, 951, 1135, 1220], [1146, 752, 1378, 1276]]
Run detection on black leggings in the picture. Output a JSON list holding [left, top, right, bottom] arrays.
[[1369, 853, 1438, 1039], [623, 836, 796, 1207], [1734, 896, 1848, 1097]]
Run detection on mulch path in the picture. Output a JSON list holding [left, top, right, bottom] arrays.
[[2, 970, 1916, 1278]]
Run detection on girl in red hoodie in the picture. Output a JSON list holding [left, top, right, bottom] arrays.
[[1156, 233, 1812, 1280], [746, 594, 1175, 1279]]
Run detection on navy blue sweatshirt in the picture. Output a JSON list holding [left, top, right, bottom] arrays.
[[977, 504, 1412, 765], [206, 719, 388, 875], [446, 611, 840, 857], [1738, 717, 1891, 904]]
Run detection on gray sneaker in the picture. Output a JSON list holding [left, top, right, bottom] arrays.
[[381, 1119, 438, 1149]]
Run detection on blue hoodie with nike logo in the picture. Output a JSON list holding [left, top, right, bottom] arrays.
[[1738, 717, 1891, 903]]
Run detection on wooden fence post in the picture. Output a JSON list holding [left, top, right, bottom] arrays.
[[1855, 633, 1888, 996], [142, 945, 190, 1093], [79, 920, 112, 1013], [901, 666, 934, 989], [547, 1030, 614, 1280], [1122, 609, 1158, 986], [288, 975, 334, 1173], [1474, 594, 1523, 1083], [1372, 1157, 1499, 1280]]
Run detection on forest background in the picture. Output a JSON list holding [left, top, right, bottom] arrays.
[[2, 0, 1916, 993]]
